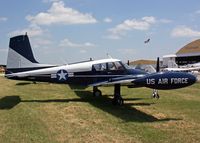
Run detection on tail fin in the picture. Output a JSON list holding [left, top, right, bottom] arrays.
[[6, 34, 52, 74]]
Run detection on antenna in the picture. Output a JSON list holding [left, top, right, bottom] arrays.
[[23, 32, 28, 40]]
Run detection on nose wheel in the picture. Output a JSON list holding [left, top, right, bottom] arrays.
[[152, 89, 159, 99]]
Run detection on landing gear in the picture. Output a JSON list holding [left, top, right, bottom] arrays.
[[92, 84, 124, 105], [112, 84, 124, 105], [93, 86, 102, 97], [152, 89, 159, 99]]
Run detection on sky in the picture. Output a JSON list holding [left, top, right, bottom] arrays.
[[1, 0, 200, 64]]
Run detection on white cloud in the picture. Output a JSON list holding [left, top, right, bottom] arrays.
[[9, 24, 44, 37], [107, 16, 156, 39], [59, 38, 96, 48], [171, 26, 200, 37], [142, 16, 156, 24], [42, 0, 60, 3], [104, 17, 112, 23], [0, 17, 8, 22], [32, 38, 52, 48], [8, 24, 52, 49], [26, 1, 97, 25], [159, 19, 172, 23]]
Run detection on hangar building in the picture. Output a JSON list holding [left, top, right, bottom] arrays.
[[163, 39, 200, 67]]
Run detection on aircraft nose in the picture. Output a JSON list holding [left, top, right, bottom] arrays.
[[132, 71, 197, 90], [196, 76, 198, 82], [193, 74, 198, 83], [170, 72, 197, 87]]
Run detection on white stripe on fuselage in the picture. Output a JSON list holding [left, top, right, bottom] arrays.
[[6, 58, 121, 78]]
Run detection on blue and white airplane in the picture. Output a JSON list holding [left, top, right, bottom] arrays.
[[5, 34, 197, 105]]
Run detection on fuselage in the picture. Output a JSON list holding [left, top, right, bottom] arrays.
[[6, 58, 147, 86], [5, 34, 197, 91]]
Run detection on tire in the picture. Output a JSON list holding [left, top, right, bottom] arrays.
[[93, 90, 102, 97], [112, 97, 124, 106], [117, 97, 124, 105]]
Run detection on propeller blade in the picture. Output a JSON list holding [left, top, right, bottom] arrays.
[[156, 57, 160, 72]]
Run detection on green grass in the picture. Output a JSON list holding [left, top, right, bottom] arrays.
[[0, 77, 200, 143]]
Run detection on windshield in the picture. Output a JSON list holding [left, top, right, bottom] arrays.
[[121, 62, 131, 70], [107, 61, 126, 71], [93, 61, 129, 71]]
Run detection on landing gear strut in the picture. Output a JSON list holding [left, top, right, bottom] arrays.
[[152, 89, 159, 99], [112, 84, 124, 105], [93, 86, 102, 97]]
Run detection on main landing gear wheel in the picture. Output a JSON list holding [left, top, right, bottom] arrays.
[[152, 89, 160, 99], [112, 84, 124, 106], [112, 96, 124, 106], [93, 86, 102, 97]]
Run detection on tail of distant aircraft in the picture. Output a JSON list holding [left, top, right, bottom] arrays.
[[6, 34, 53, 74]]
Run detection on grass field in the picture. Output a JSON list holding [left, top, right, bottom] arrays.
[[0, 76, 200, 143]]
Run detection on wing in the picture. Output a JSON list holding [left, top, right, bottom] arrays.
[[89, 75, 145, 87]]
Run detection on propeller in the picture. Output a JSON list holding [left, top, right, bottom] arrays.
[[154, 57, 160, 99], [156, 57, 160, 72]]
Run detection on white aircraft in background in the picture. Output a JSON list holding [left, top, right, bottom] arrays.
[[187, 62, 200, 68], [163, 60, 200, 73]]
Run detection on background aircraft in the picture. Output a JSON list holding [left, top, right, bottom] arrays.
[[188, 62, 200, 68], [163, 60, 200, 73], [5, 34, 197, 105], [144, 38, 150, 44]]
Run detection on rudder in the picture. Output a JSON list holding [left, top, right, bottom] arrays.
[[6, 34, 53, 74]]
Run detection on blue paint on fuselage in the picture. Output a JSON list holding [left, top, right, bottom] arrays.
[[127, 68, 148, 75], [133, 71, 197, 90], [7, 66, 197, 90], [7, 68, 147, 86]]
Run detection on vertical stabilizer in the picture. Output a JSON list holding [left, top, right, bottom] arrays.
[[7, 34, 38, 69], [6, 34, 53, 74]]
